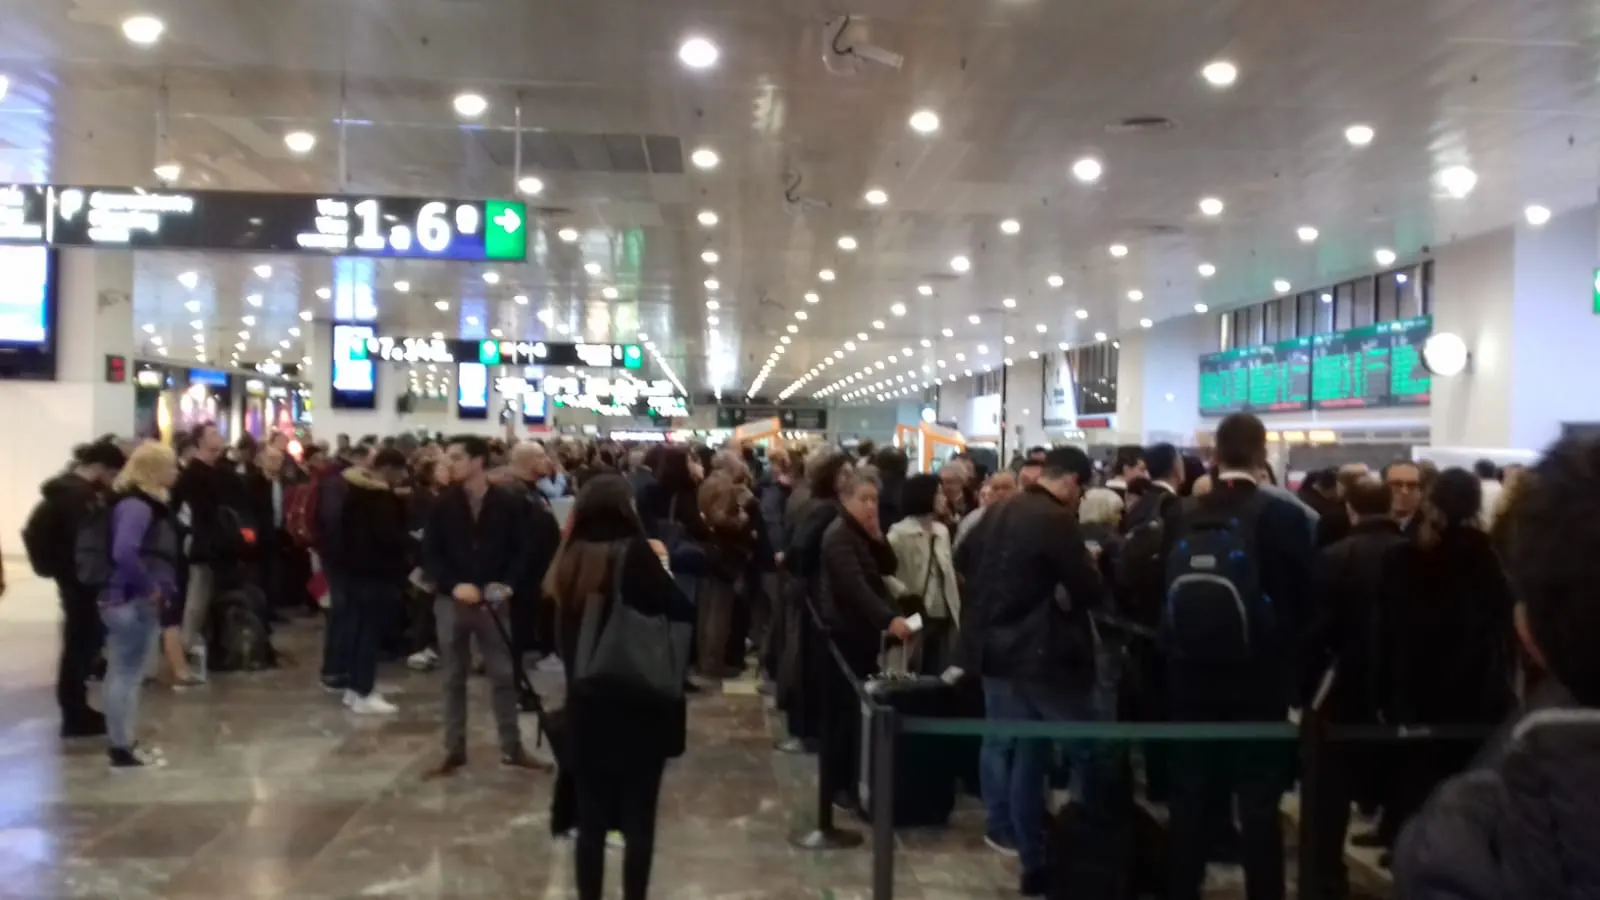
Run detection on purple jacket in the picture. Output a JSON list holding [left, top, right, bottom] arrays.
[[104, 494, 180, 607]]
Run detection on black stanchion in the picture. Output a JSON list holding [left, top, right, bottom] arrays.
[[871, 705, 898, 900], [1296, 712, 1329, 900], [788, 599, 863, 851]]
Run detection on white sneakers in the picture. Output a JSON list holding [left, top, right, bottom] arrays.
[[407, 648, 440, 671], [343, 690, 399, 715]]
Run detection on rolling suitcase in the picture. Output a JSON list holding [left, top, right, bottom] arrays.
[[858, 632, 960, 827]]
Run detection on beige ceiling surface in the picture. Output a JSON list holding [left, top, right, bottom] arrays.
[[0, 0, 1596, 398]]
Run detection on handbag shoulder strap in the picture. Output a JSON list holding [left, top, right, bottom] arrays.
[[918, 531, 939, 596], [575, 540, 634, 674]]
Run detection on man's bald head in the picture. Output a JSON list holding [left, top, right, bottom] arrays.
[[510, 441, 549, 480]]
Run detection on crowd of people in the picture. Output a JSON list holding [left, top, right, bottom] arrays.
[[13, 417, 1600, 900]]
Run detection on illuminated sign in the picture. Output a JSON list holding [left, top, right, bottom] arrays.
[[544, 375, 688, 418], [457, 362, 489, 420], [350, 336, 641, 369], [353, 336, 456, 364], [0, 184, 48, 243]]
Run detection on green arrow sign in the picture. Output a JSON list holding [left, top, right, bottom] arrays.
[[485, 200, 527, 261]]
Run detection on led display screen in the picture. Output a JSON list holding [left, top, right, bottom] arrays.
[[1200, 315, 1432, 415], [331, 324, 377, 409], [456, 362, 489, 420]]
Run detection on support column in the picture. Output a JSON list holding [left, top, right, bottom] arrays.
[[1115, 315, 1213, 446]]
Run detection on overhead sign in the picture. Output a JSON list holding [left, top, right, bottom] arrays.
[[716, 404, 828, 430], [544, 375, 688, 418], [0, 184, 526, 261], [350, 336, 641, 369]]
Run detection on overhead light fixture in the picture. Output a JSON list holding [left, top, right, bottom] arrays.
[[1200, 60, 1238, 87], [1198, 196, 1224, 216], [890, 303, 906, 316], [920, 338, 932, 347], [1344, 123, 1375, 146], [917, 284, 933, 296], [1197, 262, 1216, 278], [601, 286, 619, 299], [557, 227, 579, 242], [490, 328, 503, 338], [803, 293, 819, 305], [690, 147, 720, 170], [1273, 279, 1292, 293], [864, 188, 888, 206], [299, 310, 313, 321], [837, 235, 858, 251], [241, 316, 255, 327], [1194, 303, 1210, 313], [1035, 323, 1048, 333], [142, 323, 155, 334], [950, 255, 971, 273], [678, 36, 719, 69], [705, 278, 720, 290], [787, 324, 799, 333], [1047, 274, 1065, 288], [908, 109, 941, 134], [177, 270, 199, 290], [234, 341, 246, 352], [121, 14, 165, 45], [253, 264, 272, 279], [153, 162, 181, 182], [999, 219, 1021, 235], [706, 299, 720, 311], [184, 300, 200, 313], [818, 269, 835, 282], [1075, 309, 1089, 320], [518, 176, 544, 196], [514, 294, 529, 305], [697, 210, 719, 227], [872, 320, 886, 330], [284, 130, 316, 154], [857, 331, 869, 341], [1297, 225, 1319, 243], [316, 286, 332, 300], [393, 280, 410, 293], [434, 299, 450, 311], [1374, 247, 1397, 266], [1108, 243, 1128, 258], [1139, 318, 1154, 328], [1002, 297, 1016, 309], [1071, 157, 1103, 183], [1320, 292, 1333, 303], [701, 250, 719, 264], [584, 261, 602, 275], [1439, 165, 1478, 198], [1525, 204, 1552, 226], [482, 271, 500, 284], [707, 315, 720, 326], [288, 327, 302, 337], [1093, 331, 1108, 342], [453, 92, 488, 118], [967, 314, 980, 325], [941, 328, 954, 337], [1127, 289, 1144, 302], [245, 293, 263, 307]]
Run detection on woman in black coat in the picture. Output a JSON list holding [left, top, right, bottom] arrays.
[[545, 474, 695, 900]]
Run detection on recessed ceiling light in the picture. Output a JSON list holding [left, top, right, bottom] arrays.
[[697, 210, 719, 227], [787, 324, 799, 333], [490, 328, 503, 338], [1094, 331, 1108, 342], [864, 188, 888, 206], [917, 284, 933, 296], [141, 323, 155, 334], [1344, 123, 1375, 146], [678, 36, 719, 69], [818, 269, 835, 282], [1034, 323, 1048, 333], [316, 286, 332, 300], [1374, 247, 1397, 266], [1320, 292, 1333, 303], [184, 300, 200, 313], [1108, 243, 1128, 258], [967, 314, 980, 325], [941, 328, 954, 337], [872, 320, 886, 330], [803, 294, 819, 307], [245, 293, 263, 307], [908, 109, 941, 134], [288, 326, 302, 337], [1194, 303, 1209, 313], [706, 299, 720, 311], [1127, 289, 1144, 302], [1071, 157, 1103, 183], [393, 280, 410, 293], [153, 162, 181, 182], [1002, 297, 1017, 309], [836, 235, 859, 252], [833, 350, 844, 359], [1197, 262, 1216, 277], [705, 278, 720, 290], [1200, 60, 1238, 87], [234, 341, 246, 351], [284, 130, 316, 154], [1297, 225, 1319, 243], [857, 332, 869, 341], [844, 341, 857, 351], [518, 176, 544, 196], [1273, 278, 1292, 293], [176, 270, 199, 290], [707, 316, 720, 326], [514, 294, 529, 305], [584, 261, 601, 276], [434, 299, 450, 311], [1003, 335, 1016, 345], [557, 227, 579, 243], [999, 219, 1021, 235], [890, 303, 906, 316], [690, 147, 720, 170], [950, 255, 971, 273], [601, 286, 619, 299], [1198, 196, 1224, 216], [299, 310, 313, 321], [1525, 204, 1552, 226], [1075, 309, 1089, 320], [453, 92, 488, 118], [1047, 274, 1065, 289], [237, 330, 250, 339], [121, 14, 165, 45], [241, 316, 255, 327], [920, 338, 932, 348], [1139, 318, 1154, 329], [253, 264, 272, 279], [189, 319, 203, 330], [1439, 165, 1478, 198], [482, 271, 500, 284], [701, 250, 719, 265]]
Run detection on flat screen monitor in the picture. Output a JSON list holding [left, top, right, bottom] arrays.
[[457, 362, 488, 419], [331, 323, 377, 409], [0, 246, 59, 379]]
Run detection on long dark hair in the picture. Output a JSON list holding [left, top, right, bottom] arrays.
[[542, 474, 641, 609]]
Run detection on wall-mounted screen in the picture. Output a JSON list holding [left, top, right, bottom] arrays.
[[187, 368, 230, 389], [457, 362, 488, 419], [1310, 315, 1432, 409], [1199, 337, 1311, 415], [331, 323, 377, 409], [522, 388, 547, 425], [0, 246, 52, 344]]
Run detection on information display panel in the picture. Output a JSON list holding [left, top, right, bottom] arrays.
[[350, 336, 642, 369], [1310, 315, 1432, 409], [331, 324, 378, 409], [37, 187, 525, 261], [1199, 338, 1310, 415], [457, 362, 489, 419]]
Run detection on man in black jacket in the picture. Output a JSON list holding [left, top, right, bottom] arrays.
[[34, 441, 125, 736], [965, 446, 1117, 897], [507, 442, 563, 684], [172, 423, 233, 666], [424, 435, 540, 774], [337, 448, 411, 715], [315, 443, 365, 691], [1300, 477, 1408, 899], [1167, 413, 1314, 900]]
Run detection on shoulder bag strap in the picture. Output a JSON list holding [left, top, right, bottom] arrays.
[[919, 532, 939, 597]]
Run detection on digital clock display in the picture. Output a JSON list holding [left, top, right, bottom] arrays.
[[35, 187, 525, 262]]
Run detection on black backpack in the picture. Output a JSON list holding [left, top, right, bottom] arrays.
[[22, 500, 58, 578], [1115, 491, 1178, 627], [1162, 491, 1272, 666], [208, 587, 275, 671], [72, 498, 116, 590]]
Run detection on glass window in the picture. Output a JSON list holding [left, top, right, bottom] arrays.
[[1334, 282, 1355, 331], [1422, 260, 1434, 315], [1263, 300, 1281, 342], [1376, 270, 1401, 322], [1296, 293, 1315, 336], [1315, 290, 1335, 333], [1243, 305, 1260, 346], [1352, 276, 1376, 327], [1218, 312, 1231, 350]]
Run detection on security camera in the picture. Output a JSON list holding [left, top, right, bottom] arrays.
[[821, 15, 903, 76]]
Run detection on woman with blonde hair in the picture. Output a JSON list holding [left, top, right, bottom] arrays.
[[101, 441, 181, 770]]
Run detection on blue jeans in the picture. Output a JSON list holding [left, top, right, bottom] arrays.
[[100, 600, 159, 749], [319, 571, 350, 685], [345, 578, 393, 697], [981, 677, 1123, 877]]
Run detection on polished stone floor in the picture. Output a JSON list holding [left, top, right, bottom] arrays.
[[0, 566, 1390, 899]]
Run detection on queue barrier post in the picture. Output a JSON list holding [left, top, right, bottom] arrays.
[[788, 597, 864, 851], [870, 703, 898, 900]]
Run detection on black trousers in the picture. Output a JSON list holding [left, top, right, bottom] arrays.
[[1167, 735, 1288, 900], [57, 586, 103, 720], [1299, 736, 1358, 900], [574, 762, 666, 900]]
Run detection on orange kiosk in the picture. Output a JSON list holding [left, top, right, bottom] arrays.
[[732, 416, 782, 447], [893, 422, 968, 473]]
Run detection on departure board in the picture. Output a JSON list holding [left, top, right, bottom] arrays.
[[1198, 337, 1312, 415], [1310, 315, 1432, 409]]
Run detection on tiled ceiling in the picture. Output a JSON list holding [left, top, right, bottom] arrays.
[[0, 0, 1597, 399]]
